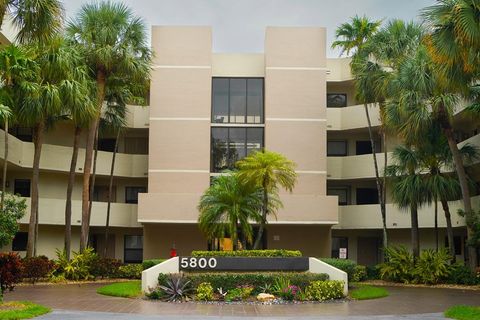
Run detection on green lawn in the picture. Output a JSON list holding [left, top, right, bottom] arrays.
[[96, 281, 142, 298], [0, 301, 50, 319], [445, 305, 480, 320], [350, 285, 389, 300]]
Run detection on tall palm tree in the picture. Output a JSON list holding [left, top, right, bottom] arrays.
[[198, 173, 267, 250], [67, 1, 152, 251], [0, 104, 11, 209], [0, 0, 63, 44], [236, 150, 296, 249], [422, 0, 480, 268], [332, 15, 382, 57]]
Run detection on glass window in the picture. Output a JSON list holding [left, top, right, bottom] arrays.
[[356, 188, 379, 205], [125, 186, 146, 204], [9, 127, 33, 142], [331, 237, 348, 259], [124, 235, 143, 263], [14, 179, 30, 197], [211, 127, 264, 172], [98, 138, 116, 152], [356, 140, 381, 155], [327, 187, 349, 205], [124, 137, 148, 154], [212, 78, 264, 124], [93, 185, 116, 202], [12, 232, 28, 251], [327, 93, 347, 108], [327, 140, 348, 156]]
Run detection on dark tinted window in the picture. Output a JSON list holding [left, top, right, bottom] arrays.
[[211, 127, 264, 172], [14, 179, 30, 197], [356, 140, 381, 155], [12, 232, 28, 251], [125, 186, 146, 204], [98, 138, 116, 152], [124, 235, 143, 263], [331, 237, 348, 258], [327, 94, 347, 108], [212, 78, 264, 124], [356, 188, 379, 205], [9, 127, 33, 142], [327, 187, 349, 205], [327, 141, 348, 156]]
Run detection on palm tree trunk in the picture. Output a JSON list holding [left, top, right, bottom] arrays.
[[441, 198, 456, 263], [382, 130, 388, 249], [1, 118, 8, 210], [88, 123, 99, 227], [80, 70, 106, 252], [254, 181, 268, 250], [443, 126, 476, 268], [364, 103, 388, 249], [26, 122, 45, 258], [434, 197, 438, 252], [411, 202, 420, 260], [65, 126, 81, 260], [104, 131, 119, 258]]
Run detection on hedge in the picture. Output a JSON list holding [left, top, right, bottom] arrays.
[[158, 272, 328, 294], [142, 259, 166, 270], [191, 250, 302, 257], [320, 258, 357, 281]]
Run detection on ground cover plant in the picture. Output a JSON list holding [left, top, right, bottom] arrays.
[[444, 305, 480, 320], [191, 250, 302, 257], [349, 285, 389, 300], [96, 281, 141, 298], [0, 301, 50, 319]]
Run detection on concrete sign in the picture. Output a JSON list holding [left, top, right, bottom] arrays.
[[179, 256, 309, 271]]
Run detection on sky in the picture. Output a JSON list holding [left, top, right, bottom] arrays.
[[63, 0, 436, 57]]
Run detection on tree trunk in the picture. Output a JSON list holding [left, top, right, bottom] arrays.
[[104, 131, 119, 258], [80, 70, 106, 252], [1, 118, 8, 210], [253, 181, 268, 250], [382, 129, 388, 250], [26, 122, 45, 258], [364, 103, 388, 249], [65, 126, 81, 260], [443, 126, 476, 268], [88, 123, 99, 227], [434, 197, 438, 252], [441, 198, 456, 263], [411, 202, 420, 260]]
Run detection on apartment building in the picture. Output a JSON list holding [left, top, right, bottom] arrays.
[[1, 26, 479, 265]]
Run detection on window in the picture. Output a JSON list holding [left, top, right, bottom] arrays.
[[327, 187, 350, 205], [98, 138, 117, 152], [14, 179, 30, 197], [356, 188, 379, 205], [331, 237, 348, 259], [9, 127, 33, 142], [327, 140, 348, 156], [93, 185, 116, 202], [125, 186, 146, 204], [445, 236, 462, 255], [356, 140, 381, 155], [211, 127, 263, 172], [12, 232, 28, 251], [212, 78, 264, 124], [124, 235, 143, 263], [327, 94, 347, 108], [124, 137, 148, 154]]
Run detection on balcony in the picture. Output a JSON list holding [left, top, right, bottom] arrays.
[[326, 104, 381, 131]]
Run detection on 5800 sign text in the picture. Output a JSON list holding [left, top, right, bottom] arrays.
[[180, 257, 217, 270]]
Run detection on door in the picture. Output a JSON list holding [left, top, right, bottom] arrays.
[[357, 237, 380, 266]]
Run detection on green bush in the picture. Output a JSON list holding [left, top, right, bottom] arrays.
[[54, 247, 97, 281], [118, 264, 143, 279], [414, 249, 451, 284], [378, 246, 415, 283], [352, 265, 368, 282], [305, 280, 344, 301], [320, 258, 357, 281], [447, 264, 479, 285], [196, 282, 214, 301], [225, 287, 243, 301], [366, 265, 380, 280], [158, 272, 328, 294], [142, 259, 166, 270], [191, 250, 302, 257]]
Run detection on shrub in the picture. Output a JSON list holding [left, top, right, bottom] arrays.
[[90, 257, 122, 278], [0, 252, 23, 301], [191, 250, 302, 257], [378, 246, 415, 283], [22, 256, 56, 284], [118, 264, 143, 279], [366, 265, 380, 280], [447, 264, 479, 285], [305, 280, 344, 301], [225, 287, 243, 302], [273, 277, 298, 301], [352, 265, 368, 282], [320, 258, 357, 281], [414, 249, 451, 284], [165, 272, 329, 293], [196, 282, 214, 301], [54, 247, 97, 280], [142, 259, 166, 270], [237, 285, 254, 299], [158, 274, 192, 302], [0, 194, 27, 248]]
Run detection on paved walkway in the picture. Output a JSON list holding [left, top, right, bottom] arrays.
[[5, 283, 480, 318]]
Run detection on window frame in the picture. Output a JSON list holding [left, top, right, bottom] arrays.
[[124, 235, 143, 264], [327, 186, 351, 206], [327, 140, 348, 156], [211, 77, 265, 124], [327, 93, 347, 108], [125, 186, 147, 204], [14, 179, 31, 197]]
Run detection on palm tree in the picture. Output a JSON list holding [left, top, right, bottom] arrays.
[[387, 145, 429, 259], [332, 16, 389, 248], [198, 173, 267, 250], [0, 104, 11, 209], [0, 0, 63, 44], [67, 1, 152, 251], [422, 0, 480, 268], [236, 150, 296, 249]]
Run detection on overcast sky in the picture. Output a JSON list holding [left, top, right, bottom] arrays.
[[63, 0, 436, 57]]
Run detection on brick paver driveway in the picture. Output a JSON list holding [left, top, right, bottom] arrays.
[[5, 283, 480, 318]]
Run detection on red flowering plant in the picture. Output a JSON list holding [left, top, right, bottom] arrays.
[[0, 252, 24, 302]]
